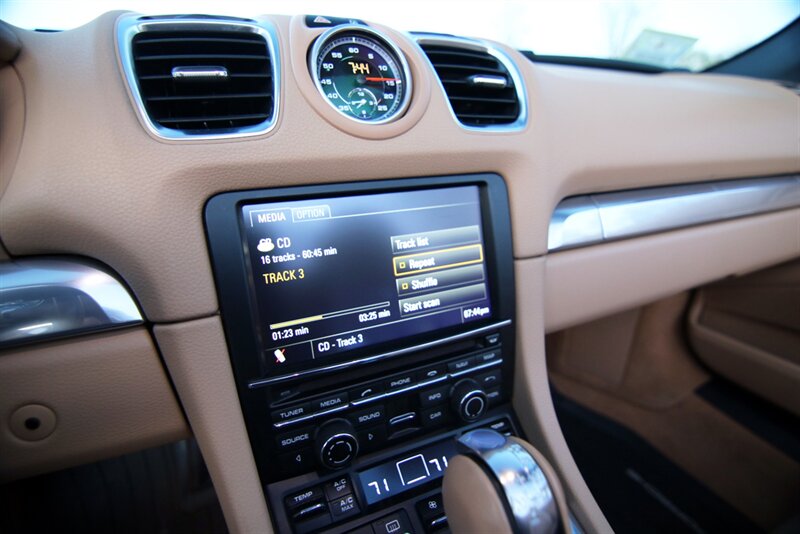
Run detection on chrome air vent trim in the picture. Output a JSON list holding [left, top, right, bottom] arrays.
[[413, 33, 528, 132], [0, 259, 144, 348], [116, 14, 281, 141], [548, 175, 800, 251]]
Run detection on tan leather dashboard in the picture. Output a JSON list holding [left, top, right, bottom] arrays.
[[0, 11, 798, 534]]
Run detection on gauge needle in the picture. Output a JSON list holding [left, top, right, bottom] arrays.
[[365, 77, 399, 82], [351, 99, 367, 108]]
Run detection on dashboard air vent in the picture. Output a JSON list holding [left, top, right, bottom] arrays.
[[419, 41, 522, 128], [126, 22, 276, 137]]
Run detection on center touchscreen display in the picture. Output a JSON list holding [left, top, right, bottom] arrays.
[[241, 186, 493, 372]]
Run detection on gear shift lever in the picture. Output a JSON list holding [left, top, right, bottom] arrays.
[[443, 429, 571, 534]]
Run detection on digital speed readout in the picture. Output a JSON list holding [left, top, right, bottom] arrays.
[[310, 27, 411, 123], [241, 186, 493, 373]]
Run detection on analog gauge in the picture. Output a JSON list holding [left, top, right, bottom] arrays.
[[310, 26, 412, 124]]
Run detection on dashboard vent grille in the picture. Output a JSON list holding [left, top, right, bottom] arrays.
[[130, 29, 274, 133], [420, 43, 521, 127]]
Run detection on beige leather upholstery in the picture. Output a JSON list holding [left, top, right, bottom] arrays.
[[688, 259, 800, 416], [0, 328, 189, 482]]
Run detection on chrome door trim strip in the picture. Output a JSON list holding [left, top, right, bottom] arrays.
[[548, 175, 800, 251]]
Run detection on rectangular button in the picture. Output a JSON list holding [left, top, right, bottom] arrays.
[[385, 373, 415, 391], [275, 427, 313, 451], [285, 486, 324, 510], [292, 501, 327, 522], [421, 406, 450, 428], [416, 493, 445, 523], [372, 510, 414, 534], [485, 333, 501, 345], [398, 283, 486, 317], [419, 385, 449, 408], [330, 493, 360, 521], [324, 476, 353, 502], [314, 392, 349, 412], [271, 402, 311, 423], [417, 364, 447, 383], [388, 412, 419, 438], [485, 418, 511, 434], [396, 264, 485, 296], [486, 388, 502, 406], [351, 405, 385, 428], [476, 369, 502, 388], [476, 351, 501, 365], [390, 226, 481, 255], [294, 510, 333, 534], [357, 425, 388, 453], [427, 516, 448, 532], [394, 244, 483, 276], [448, 356, 475, 374], [350, 382, 384, 402], [276, 448, 314, 478]]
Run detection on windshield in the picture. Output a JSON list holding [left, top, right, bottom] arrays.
[[1, 0, 797, 71]]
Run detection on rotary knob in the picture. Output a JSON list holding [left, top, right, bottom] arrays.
[[450, 378, 488, 422], [315, 419, 360, 469]]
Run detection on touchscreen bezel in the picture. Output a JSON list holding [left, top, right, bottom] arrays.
[[205, 174, 515, 386]]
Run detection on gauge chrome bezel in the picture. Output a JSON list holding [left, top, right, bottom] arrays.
[[309, 24, 413, 125]]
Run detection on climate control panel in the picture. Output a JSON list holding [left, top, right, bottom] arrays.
[[269, 415, 518, 534]]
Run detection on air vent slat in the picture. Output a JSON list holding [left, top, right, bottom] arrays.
[[456, 113, 520, 120], [138, 37, 267, 46], [428, 63, 506, 75], [157, 113, 270, 125], [448, 95, 518, 104], [420, 40, 521, 127], [146, 92, 272, 102], [138, 73, 272, 81], [129, 23, 275, 135], [135, 54, 267, 61]]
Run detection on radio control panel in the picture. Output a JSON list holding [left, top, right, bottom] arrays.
[[267, 338, 507, 479]]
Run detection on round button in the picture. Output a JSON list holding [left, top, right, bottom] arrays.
[[9, 404, 57, 441], [324, 436, 357, 466], [450, 379, 488, 422], [464, 395, 486, 419], [315, 419, 360, 469]]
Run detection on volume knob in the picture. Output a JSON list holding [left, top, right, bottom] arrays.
[[315, 419, 359, 470], [450, 378, 488, 422]]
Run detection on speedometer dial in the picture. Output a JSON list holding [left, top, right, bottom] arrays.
[[310, 26, 412, 124]]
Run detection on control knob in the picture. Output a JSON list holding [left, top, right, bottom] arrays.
[[450, 378, 488, 422], [315, 419, 359, 469]]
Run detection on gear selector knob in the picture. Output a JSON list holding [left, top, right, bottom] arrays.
[[443, 429, 571, 534]]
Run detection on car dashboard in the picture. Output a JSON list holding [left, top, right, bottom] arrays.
[[0, 11, 798, 534]]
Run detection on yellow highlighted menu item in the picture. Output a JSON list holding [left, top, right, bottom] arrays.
[[393, 244, 483, 277]]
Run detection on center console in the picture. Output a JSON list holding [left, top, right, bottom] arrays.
[[205, 173, 517, 533]]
